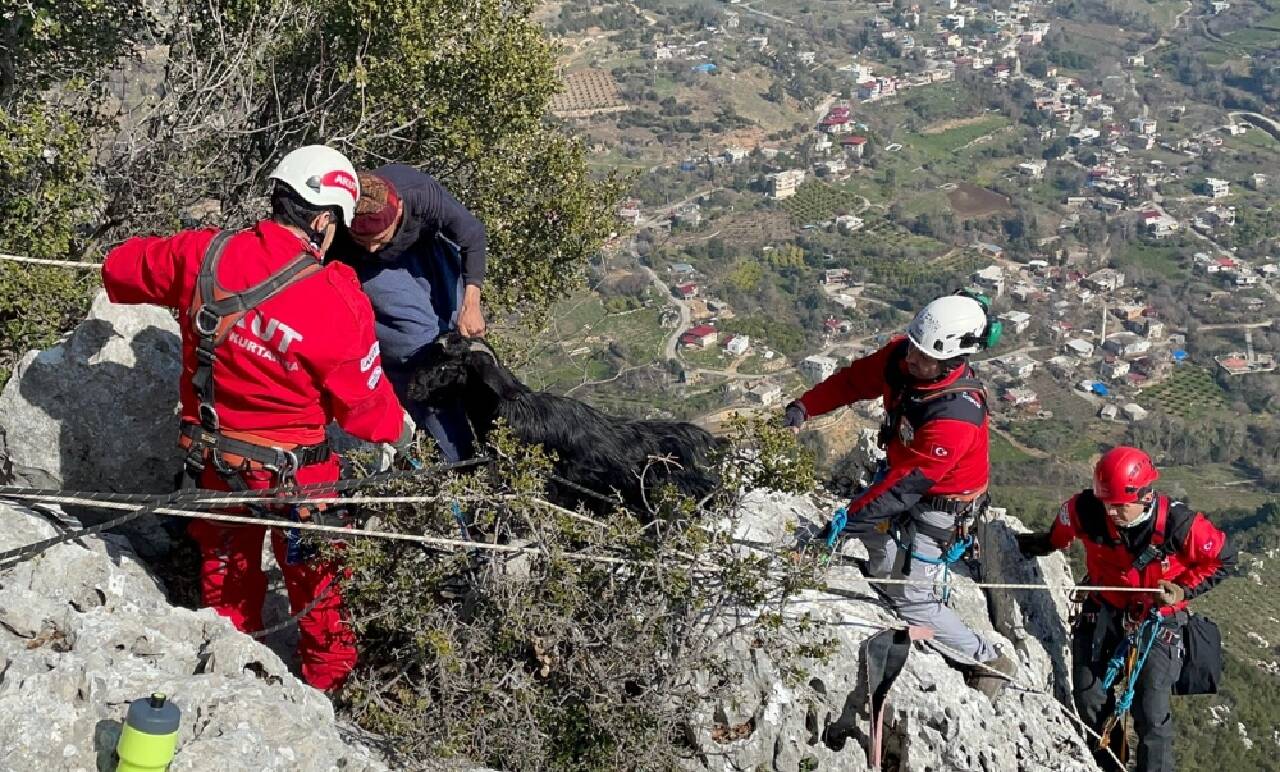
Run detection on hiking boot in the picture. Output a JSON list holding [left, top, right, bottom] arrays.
[[967, 651, 1017, 699]]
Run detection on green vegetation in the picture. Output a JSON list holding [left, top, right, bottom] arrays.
[[906, 116, 1013, 158], [1139, 366, 1230, 418], [720, 314, 808, 357], [781, 182, 865, 224], [990, 432, 1035, 464], [1117, 243, 1188, 280], [0, 0, 623, 388], [338, 422, 822, 770]]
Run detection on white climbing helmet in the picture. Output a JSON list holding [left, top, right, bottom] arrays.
[[267, 145, 360, 226], [906, 295, 989, 359]]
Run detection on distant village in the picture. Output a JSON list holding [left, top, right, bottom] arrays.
[[596, 0, 1279, 425]]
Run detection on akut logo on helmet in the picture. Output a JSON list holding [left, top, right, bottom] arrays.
[[307, 171, 359, 201]]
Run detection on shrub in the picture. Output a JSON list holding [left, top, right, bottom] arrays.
[[334, 419, 820, 770]]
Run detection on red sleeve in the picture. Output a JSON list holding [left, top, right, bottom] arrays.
[[1175, 512, 1236, 599], [796, 339, 899, 418], [1048, 498, 1079, 550], [308, 275, 406, 444], [847, 418, 978, 521], [102, 229, 213, 309]]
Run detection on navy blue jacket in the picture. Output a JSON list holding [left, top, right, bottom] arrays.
[[333, 165, 487, 373]]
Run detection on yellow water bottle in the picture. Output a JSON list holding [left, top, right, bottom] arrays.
[[116, 692, 181, 771]]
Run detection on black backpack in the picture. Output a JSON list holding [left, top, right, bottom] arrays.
[[1174, 613, 1223, 696]]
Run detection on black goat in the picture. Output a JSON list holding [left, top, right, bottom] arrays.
[[407, 332, 722, 515]]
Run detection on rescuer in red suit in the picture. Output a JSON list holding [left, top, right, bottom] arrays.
[[1016, 446, 1237, 772], [102, 145, 413, 691], [785, 294, 1016, 695]]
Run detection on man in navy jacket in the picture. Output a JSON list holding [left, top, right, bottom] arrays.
[[333, 165, 488, 462]]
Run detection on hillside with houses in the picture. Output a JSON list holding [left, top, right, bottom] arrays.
[[528, 0, 1280, 765]]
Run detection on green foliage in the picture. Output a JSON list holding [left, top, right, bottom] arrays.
[[780, 182, 863, 224], [0, 0, 623, 380], [335, 423, 821, 770], [142, 0, 624, 327], [0, 0, 150, 105], [1138, 366, 1230, 419], [0, 99, 103, 382], [726, 260, 764, 292], [720, 313, 808, 357]]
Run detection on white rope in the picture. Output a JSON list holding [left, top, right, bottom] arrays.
[[3, 490, 1158, 595], [0, 253, 100, 269], [859, 575, 1155, 594], [9, 495, 649, 567], [0, 490, 1136, 765], [0, 490, 609, 529]]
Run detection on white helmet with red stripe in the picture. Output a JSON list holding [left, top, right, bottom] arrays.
[[268, 145, 360, 226]]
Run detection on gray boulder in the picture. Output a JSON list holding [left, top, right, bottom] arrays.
[[0, 290, 183, 557], [685, 490, 1098, 772], [0, 500, 388, 772]]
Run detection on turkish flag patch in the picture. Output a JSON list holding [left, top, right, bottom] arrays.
[[930, 445, 950, 457]]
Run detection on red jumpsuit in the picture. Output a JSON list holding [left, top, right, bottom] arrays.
[[103, 220, 405, 691]]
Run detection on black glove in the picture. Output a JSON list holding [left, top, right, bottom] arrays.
[[783, 402, 807, 429], [1015, 531, 1056, 558]]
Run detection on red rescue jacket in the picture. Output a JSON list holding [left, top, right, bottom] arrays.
[[796, 336, 989, 524], [102, 220, 405, 447], [1049, 490, 1236, 616]]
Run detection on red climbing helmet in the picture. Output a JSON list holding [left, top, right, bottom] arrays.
[[1093, 446, 1159, 504]]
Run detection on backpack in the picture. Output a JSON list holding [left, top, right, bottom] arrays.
[[1126, 497, 1223, 698], [1173, 613, 1223, 696]]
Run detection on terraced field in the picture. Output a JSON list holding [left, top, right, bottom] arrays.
[[1139, 365, 1229, 418]]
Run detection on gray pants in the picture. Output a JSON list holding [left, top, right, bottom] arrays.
[[862, 509, 997, 663]]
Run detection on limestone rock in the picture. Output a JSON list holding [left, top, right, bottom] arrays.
[[684, 490, 1098, 772], [0, 291, 183, 557], [0, 501, 387, 772]]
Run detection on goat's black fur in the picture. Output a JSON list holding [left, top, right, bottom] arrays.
[[408, 332, 722, 515]]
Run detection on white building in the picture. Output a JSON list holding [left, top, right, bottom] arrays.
[[1123, 403, 1150, 422], [999, 310, 1032, 335], [768, 169, 806, 200], [746, 381, 782, 406], [835, 214, 865, 234], [1018, 160, 1047, 179], [971, 264, 1006, 297], [801, 355, 839, 384], [1205, 177, 1231, 199], [725, 335, 751, 356], [1100, 358, 1131, 381], [1065, 338, 1095, 358]]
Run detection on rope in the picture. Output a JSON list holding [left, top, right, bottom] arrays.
[[0, 496, 655, 568], [0, 484, 1133, 767], [1, 488, 1162, 595], [0, 253, 100, 269], [0, 456, 491, 507], [250, 580, 335, 641]]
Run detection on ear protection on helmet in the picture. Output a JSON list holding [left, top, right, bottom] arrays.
[[954, 289, 1002, 351]]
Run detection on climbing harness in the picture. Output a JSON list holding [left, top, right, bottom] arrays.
[[179, 229, 329, 495], [1096, 609, 1165, 759], [889, 491, 988, 601]]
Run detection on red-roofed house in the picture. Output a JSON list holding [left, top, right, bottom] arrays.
[[675, 282, 699, 300], [680, 325, 719, 348], [842, 135, 868, 157], [819, 112, 851, 134]]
